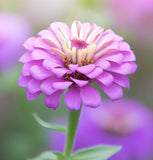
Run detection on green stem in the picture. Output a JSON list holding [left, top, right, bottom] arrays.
[[64, 109, 81, 158]]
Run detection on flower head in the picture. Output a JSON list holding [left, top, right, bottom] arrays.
[[0, 12, 32, 71], [49, 99, 153, 160], [18, 21, 137, 110]]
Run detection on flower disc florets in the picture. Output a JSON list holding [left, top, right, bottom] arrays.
[[18, 21, 137, 110]]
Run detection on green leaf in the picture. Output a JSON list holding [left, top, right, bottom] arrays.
[[54, 152, 66, 160], [33, 113, 66, 133], [28, 151, 57, 160], [70, 145, 122, 160]]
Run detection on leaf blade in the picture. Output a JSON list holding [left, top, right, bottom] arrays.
[[54, 152, 66, 160], [28, 151, 57, 160], [33, 113, 66, 133], [70, 145, 122, 160]]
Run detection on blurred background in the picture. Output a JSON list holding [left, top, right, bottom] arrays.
[[0, 0, 153, 159]]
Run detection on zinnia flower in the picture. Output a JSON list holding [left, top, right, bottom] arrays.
[[0, 12, 32, 71], [18, 21, 137, 110], [49, 99, 153, 160]]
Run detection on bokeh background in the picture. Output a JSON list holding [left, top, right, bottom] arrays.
[[0, 0, 153, 159]]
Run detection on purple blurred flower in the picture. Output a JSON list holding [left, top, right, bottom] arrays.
[[18, 21, 137, 110], [49, 99, 153, 160], [109, 0, 153, 42], [0, 12, 32, 71]]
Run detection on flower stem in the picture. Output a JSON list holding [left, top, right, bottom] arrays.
[[64, 109, 81, 158]]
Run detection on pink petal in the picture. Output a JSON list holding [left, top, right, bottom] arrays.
[[50, 22, 71, 42], [79, 23, 96, 40], [119, 41, 131, 50], [18, 76, 31, 87], [112, 73, 130, 88], [100, 83, 123, 100], [40, 77, 58, 95], [38, 29, 52, 37], [52, 68, 70, 77], [64, 85, 81, 110], [95, 59, 111, 70], [27, 79, 42, 94], [103, 52, 123, 64], [34, 38, 51, 50], [53, 81, 73, 90], [30, 65, 52, 80], [26, 90, 41, 100], [129, 64, 137, 74], [41, 33, 61, 49], [23, 37, 36, 51], [97, 72, 114, 86], [84, 23, 97, 41], [101, 29, 123, 42], [45, 90, 63, 109], [70, 77, 88, 87], [108, 62, 137, 75], [80, 84, 101, 107], [71, 21, 81, 39], [96, 33, 114, 52], [50, 47, 66, 58], [19, 52, 32, 63], [94, 41, 120, 60], [22, 60, 42, 76], [42, 59, 63, 70], [31, 49, 51, 60], [69, 64, 78, 72], [122, 50, 136, 62], [86, 27, 104, 44], [87, 67, 103, 79], [77, 64, 95, 74]]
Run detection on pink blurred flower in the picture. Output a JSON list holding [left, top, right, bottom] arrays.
[[18, 21, 137, 110], [109, 0, 153, 42], [0, 12, 32, 71], [50, 99, 153, 160]]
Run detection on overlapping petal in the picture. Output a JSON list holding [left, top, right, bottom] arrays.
[[80, 84, 102, 107], [64, 85, 81, 110], [45, 91, 63, 109]]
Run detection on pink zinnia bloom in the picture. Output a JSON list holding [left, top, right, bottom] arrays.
[[18, 21, 137, 110], [0, 12, 32, 71]]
